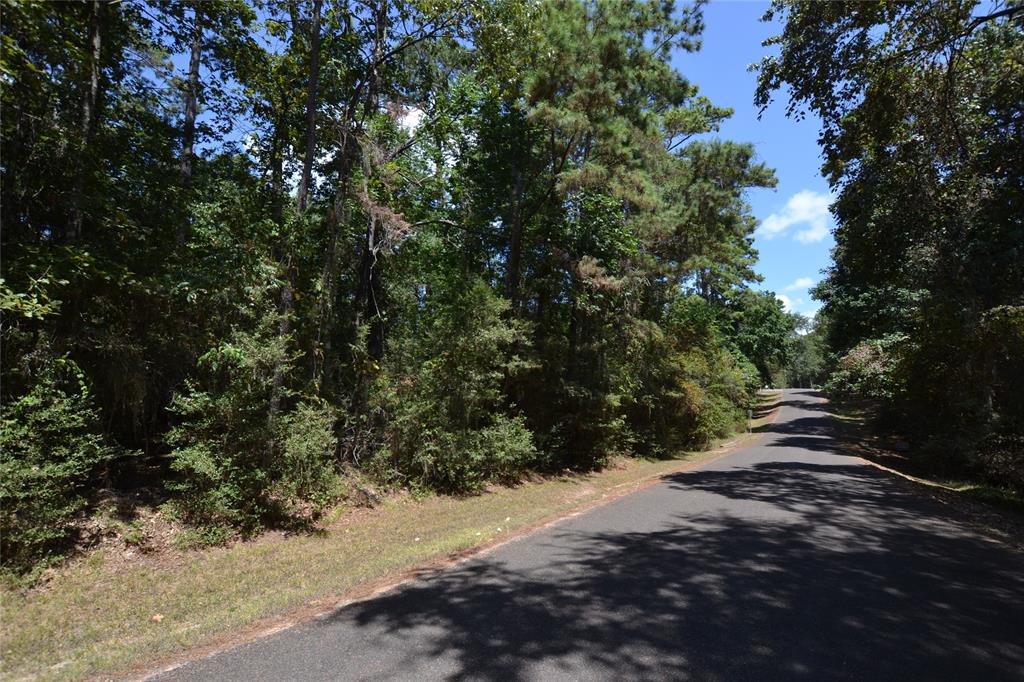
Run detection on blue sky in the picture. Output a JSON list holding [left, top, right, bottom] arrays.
[[673, 0, 834, 319]]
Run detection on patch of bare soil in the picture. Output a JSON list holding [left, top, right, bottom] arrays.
[[24, 491, 187, 590], [562, 483, 599, 504]]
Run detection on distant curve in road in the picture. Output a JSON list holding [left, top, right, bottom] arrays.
[[157, 389, 1024, 681]]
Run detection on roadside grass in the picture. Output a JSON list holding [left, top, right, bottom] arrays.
[[1, 393, 781, 681], [826, 397, 1024, 532], [943, 482, 1024, 514]]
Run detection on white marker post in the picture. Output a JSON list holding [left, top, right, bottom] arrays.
[[748, 408, 753, 433]]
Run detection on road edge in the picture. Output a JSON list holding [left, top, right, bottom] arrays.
[[127, 396, 784, 681]]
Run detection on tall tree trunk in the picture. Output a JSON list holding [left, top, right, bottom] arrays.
[[503, 168, 526, 306], [354, 196, 386, 361], [313, 139, 354, 390], [270, 0, 317, 413], [268, 110, 291, 421], [351, 0, 389, 363], [313, 192, 344, 388], [80, 1, 102, 145], [296, 0, 323, 213], [69, 0, 103, 241], [271, 0, 320, 414], [269, 108, 286, 225], [312, 0, 356, 391], [180, 7, 202, 184]]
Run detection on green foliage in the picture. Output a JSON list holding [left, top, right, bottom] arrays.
[[279, 401, 340, 506], [786, 323, 827, 388], [376, 282, 537, 492], [173, 525, 235, 551], [621, 296, 759, 455], [826, 334, 907, 403], [2, 0, 794, 574], [0, 275, 66, 320], [759, 0, 1024, 486], [167, 319, 337, 532], [729, 290, 796, 384], [0, 358, 126, 576]]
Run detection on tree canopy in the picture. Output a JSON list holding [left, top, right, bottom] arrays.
[[758, 0, 1024, 486], [1, 0, 801, 576]]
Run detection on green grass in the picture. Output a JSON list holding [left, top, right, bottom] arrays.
[[2, 394, 782, 681]]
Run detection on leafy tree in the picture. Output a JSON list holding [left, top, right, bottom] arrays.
[[1, 0, 792, 573], [786, 319, 827, 389], [729, 290, 796, 385], [0, 358, 127, 577], [757, 0, 1024, 483]]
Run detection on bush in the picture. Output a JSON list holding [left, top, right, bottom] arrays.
[[376, 281, 537, 492], [622, 297, 758, 455], [278, 400, 340, 509], [827, 333, 908, 402], [167, 320, 338, 533], [0, 357, 126, 576], [680, 348, 753, 447], [389, 414, 536, 493]]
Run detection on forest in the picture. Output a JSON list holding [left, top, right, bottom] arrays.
[[2, 0, 1021, 582], [1, 0, 799, 577]]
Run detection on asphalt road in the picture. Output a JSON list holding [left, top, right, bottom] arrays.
[[157, 390, 1024, 681]]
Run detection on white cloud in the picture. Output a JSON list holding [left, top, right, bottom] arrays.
[[758, 190, 833, 243], [784, 276, 816, 292], [399, 107, 425, 133], [796, 222, 830, 244], [776, 293, 822, 319]]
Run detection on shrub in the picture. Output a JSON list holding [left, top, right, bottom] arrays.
[[390, 414, 537, 493], [167, 320, 338, 532], [680, 348, 752, 447], [0, 357, 125, 576], [277, 400, 339, 509], [622, 298, 757, 455], [376, 281, 537, 492], [827, 333, 908, 402]]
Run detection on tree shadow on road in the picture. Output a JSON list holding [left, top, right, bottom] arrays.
[[321, 459, 1024, 681], [772, 390, 832, 413], [753, 391, 850, 457]]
